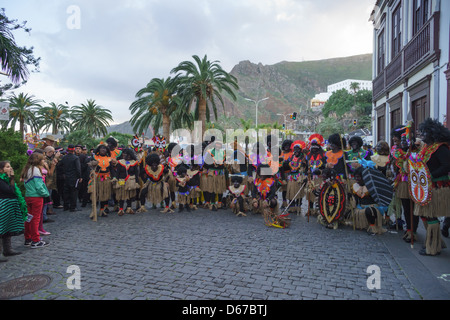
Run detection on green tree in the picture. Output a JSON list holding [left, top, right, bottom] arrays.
[[3, 92, 42, 138], [0, 8, 41, 94], [105, 132, 134, 148], [71, 99, 113, 137], [37, 102, 71, 135], [0, 128, 28, 191], [322, 89, 354, 118], [129, 77, 192, 140], [316, 117, 345, 138], [64, 129, 99, 150], [171, 54, 239, 134]]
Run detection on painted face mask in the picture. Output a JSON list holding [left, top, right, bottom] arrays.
[[408, 154, 432, 206], [152, 135, 167, 153]]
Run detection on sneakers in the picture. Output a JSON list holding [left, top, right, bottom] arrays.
[[30, 240, 50, 249], [39, 230, 51, 235]]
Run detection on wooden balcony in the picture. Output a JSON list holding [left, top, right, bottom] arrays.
[[373, 12, 440, 101]]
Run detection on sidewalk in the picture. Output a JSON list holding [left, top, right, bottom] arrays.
[[380, 221, 450, 300], [0, 203, 449, 300]]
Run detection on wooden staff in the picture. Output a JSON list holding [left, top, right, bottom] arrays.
[[307, 169, 311, 223], [89, 170, 97, 222], [339, 134, 355, 230]]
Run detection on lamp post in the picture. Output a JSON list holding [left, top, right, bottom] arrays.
[[245, 97, 269, 128]]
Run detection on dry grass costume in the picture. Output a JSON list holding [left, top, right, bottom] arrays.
[[176, 165, 190, 212], [227, 175, 248, 217], [279, 139, 293, 208], [286, 141, 307, 214], [390, 126, 417, 243], [351, 167, 387, 235], [112, 148, 140, 216], [252, 165, 290, 228], [203, 141, 227, 211], [138, 153, 172, 213], [88, 144, 113, 217], [413, 119, 450, 256], [305, 134, 326, 216]]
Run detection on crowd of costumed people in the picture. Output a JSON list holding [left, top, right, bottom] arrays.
[[0, 117, 449, 258]]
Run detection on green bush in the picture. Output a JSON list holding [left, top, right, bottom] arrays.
[[0, 128, 28, 192]]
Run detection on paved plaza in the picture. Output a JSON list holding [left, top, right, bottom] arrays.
[[1, 201, 449, 302]]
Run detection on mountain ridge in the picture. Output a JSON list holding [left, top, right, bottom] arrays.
[[109, 53, 373, 135]]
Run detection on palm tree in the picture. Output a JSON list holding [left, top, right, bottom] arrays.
[[4, 92, 42, 138], [239, 118, 254, 131], [0, 9, 40, 92], [350, 82, 360, 108], [71, 99, 113, 137], [37, 102, 71, 135], [129, 77, 192, 140], [171, 54, 239, 135]]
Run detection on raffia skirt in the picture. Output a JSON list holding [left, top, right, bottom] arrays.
[[166, 173, 177, 193], [114, 177, 140, 201], [414, 186, 450, 218], [143, 180, 169, 205], [354, 206, 386, 234], [287, 179, 305, 201], [229, 196, 250, 214], [89, 176, 112, 202], [395, 181, 410, 199], [205, 170, 227, 194], [306, 177, 322, 203], [177, 193, 189, 205], [189, 186, 201, 201]]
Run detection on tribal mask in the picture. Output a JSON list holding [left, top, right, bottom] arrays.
[[408, 155, 432, 206], [152, 135, 167, 152]]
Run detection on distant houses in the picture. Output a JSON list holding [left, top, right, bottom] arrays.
[[310, 79, 373, 111]]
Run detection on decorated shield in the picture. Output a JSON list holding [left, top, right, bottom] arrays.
[[408, 154, 432, 206], [362, 167, 393, 207], [319, 181, 346, 224]]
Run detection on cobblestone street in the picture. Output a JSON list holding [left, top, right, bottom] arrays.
[[1, 202, 449, 303]]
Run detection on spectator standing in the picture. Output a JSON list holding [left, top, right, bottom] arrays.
[[20, 153, 50, 248], [60, 145, 81, 212], [0, 161, 28, 261]]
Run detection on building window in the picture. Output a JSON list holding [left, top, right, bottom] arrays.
[[391, 108, 402, 129], [377, 30, 385, 75], [392, 4, 402, 59], [412, 96, 429, 133], [413, 0, 430, 35], [378, 115, 386, 142]]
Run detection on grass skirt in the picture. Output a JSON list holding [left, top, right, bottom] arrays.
[[414, 186, 450, 218], [89, 177, 112, 202], [205, 171, 227, 194], [395, 181, 410, 199], [287, 180, 305, 201], [144, 180, 169, 205], [353, 206, 386, 234], [114, 177, 139, 201]]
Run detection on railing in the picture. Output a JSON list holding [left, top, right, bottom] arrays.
[[372, 12, 440, 101]]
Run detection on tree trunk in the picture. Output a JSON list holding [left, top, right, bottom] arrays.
[[162, 113, 171, 142], [19, 120, 24, 140], [198, 97, 207, 137]]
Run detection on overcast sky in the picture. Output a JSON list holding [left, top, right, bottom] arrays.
[[3, 0, 375, 125]]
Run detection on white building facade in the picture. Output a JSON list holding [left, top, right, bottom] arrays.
[[370, 0, 450, 143], [311, 79, 373, 110]]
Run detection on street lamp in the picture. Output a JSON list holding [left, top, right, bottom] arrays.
[[245, 97, 269, 128]]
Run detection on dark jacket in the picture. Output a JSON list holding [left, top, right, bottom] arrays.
[[60, 152, 81, 187]]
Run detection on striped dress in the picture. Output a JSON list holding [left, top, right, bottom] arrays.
[[0, 176, 26, 237]]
